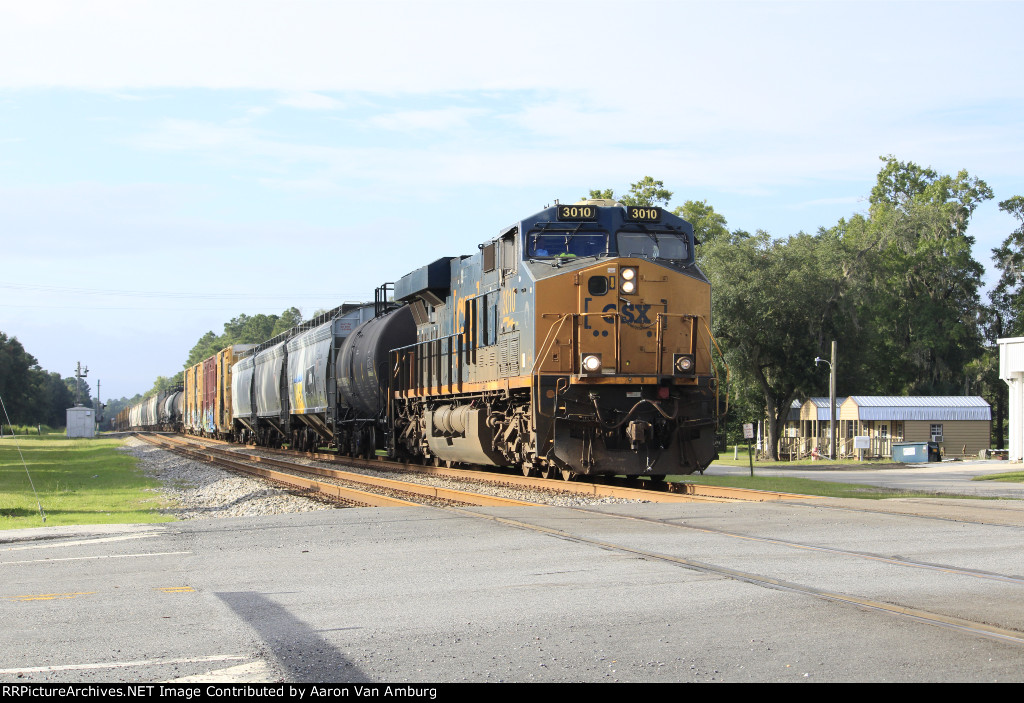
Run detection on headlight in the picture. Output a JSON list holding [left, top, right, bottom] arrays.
[[620, 267, 638, 295], [673, 353, 695, 375], [581, 353, 602, 375]]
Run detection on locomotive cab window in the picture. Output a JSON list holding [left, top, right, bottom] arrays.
[[616, 230, 691, 262], [528, 232, 607, 258]]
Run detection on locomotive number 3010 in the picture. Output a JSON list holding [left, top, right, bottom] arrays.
[[556, 204, 598, 221]]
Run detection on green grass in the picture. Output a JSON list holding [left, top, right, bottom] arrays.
[[972, 471, 1024, 483], [654, 471, 981, 500], [0, 433, 175, 530]]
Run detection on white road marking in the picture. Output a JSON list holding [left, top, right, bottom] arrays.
[[0, 655, 247, 675], [0, 551, 191, 566], [1, 533, 164, 552], [163, 661, 276, 683]]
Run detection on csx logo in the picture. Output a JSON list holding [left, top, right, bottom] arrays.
[[582, 298, 662, 328]]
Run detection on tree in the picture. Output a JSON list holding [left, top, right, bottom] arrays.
[[851, 156, 992, 394], [582, 177, 673, 207], [0, 333, 39, 422], [184, 330, 223, 368], [271, 307, 303, 337], [620, 177, 672, 207], [990, 196, 1024, 337], [673, 199, 730, 246], [64, 376, 93, 408], [702, 230, 854, 459], [0, 333, 78, 426]]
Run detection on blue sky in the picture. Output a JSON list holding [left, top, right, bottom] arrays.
[[2, 0, 1023, 401]]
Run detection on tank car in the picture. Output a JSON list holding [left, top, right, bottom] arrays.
[[160, 389, 184, 432], [388, 200, 720, 479], [230, 303, 401, 452], [336, 304, 415, 457]]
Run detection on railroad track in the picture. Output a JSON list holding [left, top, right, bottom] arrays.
[[136, 433, 540, 508], [138, 431, 808, 505], [452, 502, 1024, 647], [133, 432, 1024, 651]]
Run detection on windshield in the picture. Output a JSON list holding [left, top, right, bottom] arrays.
[[616, 231, 690, 261], [528, 232, 607, 258]]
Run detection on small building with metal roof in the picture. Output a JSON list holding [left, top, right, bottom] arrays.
[[775, 396, 991, 459], [778, 398, 846, 458], [838, 396, 991, 459]]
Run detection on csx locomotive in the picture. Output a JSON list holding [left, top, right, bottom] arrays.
[[118, 200, 721, 479]]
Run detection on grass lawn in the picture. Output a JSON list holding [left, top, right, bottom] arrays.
[[650, 471, 981, 500], [973, 471, 1024, 483], [0, 433, 175, 530]]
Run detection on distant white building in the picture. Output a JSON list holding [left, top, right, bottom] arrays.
[[998, 337, 1024, 462], [66, 406, 95, 438]]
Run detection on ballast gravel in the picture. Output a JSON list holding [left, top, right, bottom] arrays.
[[120, 436, 644, 521], [120, 437, 331, 520]]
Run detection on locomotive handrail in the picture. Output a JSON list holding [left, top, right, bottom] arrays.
[[652, 311, 730, 423], [533, 311, 628, 419], [699, 316, 730, 421], [652, 312, 700, 377], [391, 333, 463, 396], [534, 313, 575, 419]]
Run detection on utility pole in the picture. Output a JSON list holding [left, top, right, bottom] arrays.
[[830, 340, 837, 461], [814, 340, 838, 460], [74, 362, 89, 407]]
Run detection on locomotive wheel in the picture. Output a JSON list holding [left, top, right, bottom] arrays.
[[432, 456, 442, 467], [561, 469, 575, 482], [521, 464, 533, 477], [539, 464, 554, 480]]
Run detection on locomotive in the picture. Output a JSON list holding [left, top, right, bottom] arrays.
[[119, 200, 721, 479]]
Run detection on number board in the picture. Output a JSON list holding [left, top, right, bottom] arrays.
[[556, 204, 599, 221], [625, 206, 661, 222]]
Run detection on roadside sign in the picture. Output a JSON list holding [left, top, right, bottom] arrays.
[[743, 423, 754, 440]]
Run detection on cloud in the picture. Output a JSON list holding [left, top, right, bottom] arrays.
[[368, 107, 487, 132], [278, 92, 345, 111]]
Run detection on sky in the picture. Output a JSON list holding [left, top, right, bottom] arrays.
[[2, 0, 1023, 402]]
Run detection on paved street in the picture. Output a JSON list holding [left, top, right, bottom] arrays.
[[707, 458, 1024, 499]]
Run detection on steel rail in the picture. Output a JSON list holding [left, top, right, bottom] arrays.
[[561, 504, 1024, 587], [440, 504, 1024, 647], [153, 431, 813, 503], [138, 433, 539, 508]]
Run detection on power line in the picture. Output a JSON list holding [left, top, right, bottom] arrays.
[[0, 282, 363, 301]]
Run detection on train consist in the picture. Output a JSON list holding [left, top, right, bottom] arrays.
[[117, 200, 722, 479]]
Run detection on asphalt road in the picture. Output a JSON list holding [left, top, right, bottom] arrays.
[[707, 458, 1024, 499], [2, 481, 1024, 683]]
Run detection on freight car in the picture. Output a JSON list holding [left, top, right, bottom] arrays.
[[183, 344, 254, 439], [120, 200, 722, 479], [114, 387, 182, 433]]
